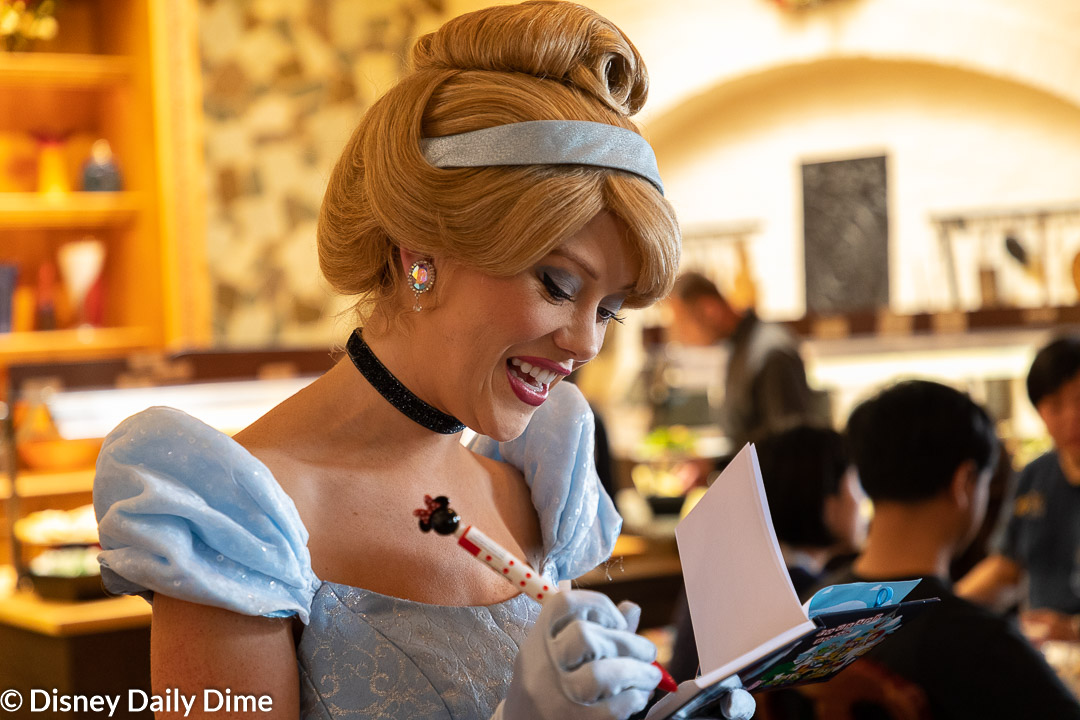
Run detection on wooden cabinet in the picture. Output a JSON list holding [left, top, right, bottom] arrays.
[[0, 3, 209, 641], [0, 0, 209, 375]]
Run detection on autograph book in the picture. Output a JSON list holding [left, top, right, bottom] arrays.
[[658, 444, 937, 720]]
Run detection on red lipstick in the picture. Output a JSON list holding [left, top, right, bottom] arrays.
[[506, 363, 549, 407]]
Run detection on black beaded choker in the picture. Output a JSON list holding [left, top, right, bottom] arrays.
[[345, 328, 466, 435]]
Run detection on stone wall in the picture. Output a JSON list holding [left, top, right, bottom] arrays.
[[198, 0, 444, 347]]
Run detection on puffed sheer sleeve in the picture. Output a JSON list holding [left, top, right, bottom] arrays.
[[469, 382, 622, 583], [93, 407, 322, 623]]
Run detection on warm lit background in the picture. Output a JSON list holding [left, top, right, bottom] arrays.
[[2, 2, 1080, 700]]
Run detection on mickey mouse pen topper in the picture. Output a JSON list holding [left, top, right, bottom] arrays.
[[414, 494, 679, 693]]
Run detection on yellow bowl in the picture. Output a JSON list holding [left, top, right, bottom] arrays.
[[17, 438, 103, 473]]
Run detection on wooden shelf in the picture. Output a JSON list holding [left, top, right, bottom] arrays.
[[0, 590, 151, 637], [789, 304, 1080, 341], [0, 191, 142, 228], [0, 52, 133, 88], [0, 326, 155, 365], [0, 4, 209, 609], [0, 469, 95, 500]]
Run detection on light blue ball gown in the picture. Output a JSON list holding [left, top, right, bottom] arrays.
[[94, 382, 621, 719]]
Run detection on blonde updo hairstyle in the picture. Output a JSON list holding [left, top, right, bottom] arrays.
[[317, 1, 680, 321]]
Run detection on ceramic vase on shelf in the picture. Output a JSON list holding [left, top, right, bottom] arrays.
[[0, 263, 16, 333], [11, 279, 34, 332], [57, 237, 106, 328], [34, 260, 57, 330], [34, 133, 70, 195], [81, 139, 122, 191]]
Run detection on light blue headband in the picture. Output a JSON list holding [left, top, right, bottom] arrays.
[[420, 120, 664, 195]]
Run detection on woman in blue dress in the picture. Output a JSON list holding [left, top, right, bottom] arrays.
[[94, 2, 753, 718]]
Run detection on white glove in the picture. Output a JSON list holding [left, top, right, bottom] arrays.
[[644, 675, 755, 720], [491, 589, 662, 720]]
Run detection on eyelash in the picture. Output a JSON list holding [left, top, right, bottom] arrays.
[[541, 273, 625, 325]]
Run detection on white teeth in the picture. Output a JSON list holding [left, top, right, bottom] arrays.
[[508, 359, 561, 387]]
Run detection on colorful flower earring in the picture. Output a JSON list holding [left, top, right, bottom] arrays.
[[409, 259, 436, 311]]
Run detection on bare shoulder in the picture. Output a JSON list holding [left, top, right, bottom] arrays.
[[230, 391, 323, 507], [231, 391, 304, 453], [232, 362, 345, 451]]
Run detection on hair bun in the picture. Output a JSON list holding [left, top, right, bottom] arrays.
[[410, 1, 648, 116]]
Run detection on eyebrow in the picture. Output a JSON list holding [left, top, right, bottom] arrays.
[[550, 247, 598, 281], [549, 247, 636, 293]]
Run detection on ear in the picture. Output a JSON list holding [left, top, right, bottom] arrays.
[[949, 459, 978, 511], [398, 246, 427, 275], [1035, 402, 1053, 429], [822, 492, 838, 526]]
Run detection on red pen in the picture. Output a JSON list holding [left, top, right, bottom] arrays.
[[415, 494, 680, 694]]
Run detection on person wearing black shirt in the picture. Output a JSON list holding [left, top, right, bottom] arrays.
[[814, 380, 1080, 719]]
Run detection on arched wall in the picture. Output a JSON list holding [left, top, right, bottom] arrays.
[[561, 0, 1080, 123], [652, 58, 1080, 317]]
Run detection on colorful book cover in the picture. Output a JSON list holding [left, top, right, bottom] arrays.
[[655, 597, 937, 720], [740, 599, 937, 692]]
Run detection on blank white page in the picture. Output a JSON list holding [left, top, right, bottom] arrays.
[[675, 443, 815, 684]]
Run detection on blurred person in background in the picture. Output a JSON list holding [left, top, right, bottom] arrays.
[[958, 336, 1080, 644], [757, 425, 867, 599], [948, 442, 1016, 582], [816, 379, 1080, 719], [666, 272, 820, 451]]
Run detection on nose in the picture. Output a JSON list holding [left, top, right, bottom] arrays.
[[553, 308, 604, 365]]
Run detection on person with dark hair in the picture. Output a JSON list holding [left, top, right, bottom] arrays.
[[666, 271, 819, 449], [815, 380, 1080, 719], [757, 425, 866, 598], [958, 336, 1080, 643]]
